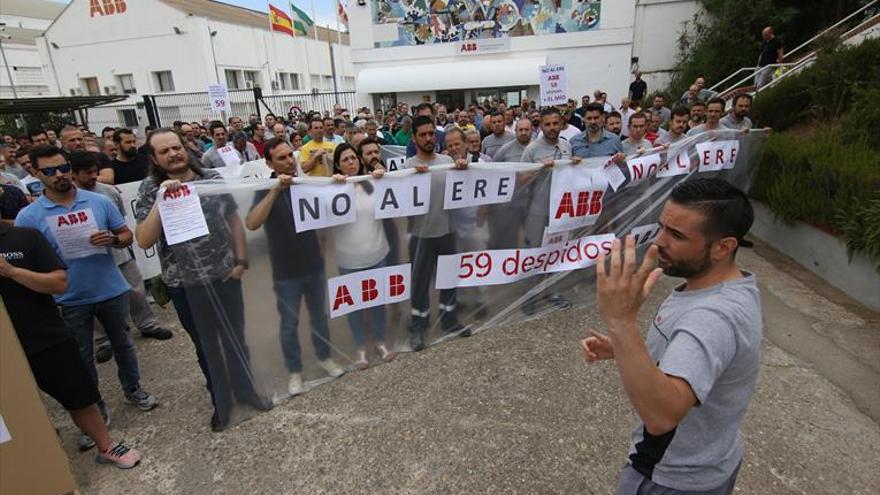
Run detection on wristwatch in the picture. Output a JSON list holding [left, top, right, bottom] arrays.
[[235, 258, 249, 269]]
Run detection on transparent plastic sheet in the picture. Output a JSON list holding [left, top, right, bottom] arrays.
[[162, 129, 767, 428]]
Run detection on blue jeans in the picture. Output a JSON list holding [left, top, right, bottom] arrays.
[[61, 292, 140, 412], [274, 269, 331, 373], [339, 258, 388, 347]]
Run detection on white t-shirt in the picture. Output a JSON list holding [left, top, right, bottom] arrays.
[[332, 184, 390, 269]]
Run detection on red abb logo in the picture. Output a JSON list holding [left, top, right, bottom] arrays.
[[163, 185, 191, 201], [90, 0, 127, 17], [460, 42, 478, 53], [56, 211, 90, 227], [554, 190, 603, 220], [328, 264, 411, 318]]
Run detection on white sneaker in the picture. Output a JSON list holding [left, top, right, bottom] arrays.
[[287, 373, 304, 396], [318, 358, 345, 378]]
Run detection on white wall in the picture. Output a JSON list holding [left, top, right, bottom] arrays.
[[39, 0, 354, 102], [348, 0, 701, 107]]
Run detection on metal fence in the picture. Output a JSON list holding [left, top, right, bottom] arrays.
[[80, 89, 358, 131]]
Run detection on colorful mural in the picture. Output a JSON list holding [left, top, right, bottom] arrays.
[[372, 0, 601, 47]]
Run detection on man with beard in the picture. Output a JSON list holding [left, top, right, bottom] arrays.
[[719, 94, 754, 130], [16, 145, 158, 448], [657, 107, 691, 146], [364, 120, 387, 145], [357, 137, 384, 172], [687, 98, 726, 136], [404, 115, 467, 351], [688, 102, 706, 131], [571, 103, 625, 161], [582, 178, 760, 495], [520, 107, 581, 315], [481, 110, 515, 159], [60, 125, 113, 184], [108, 129, 151, 185], [605, 111, 623, 136], [622, 113, 652, 155]]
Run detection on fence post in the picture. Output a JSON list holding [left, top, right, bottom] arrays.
[[142, 95, 159, 127], [252, 86, 262, 121]]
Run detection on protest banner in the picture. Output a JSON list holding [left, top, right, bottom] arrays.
[[539, 64, 568, 107], [327, 263, 411, 318], [116, 181, 162, 279], [548, 160, 607, 233], [207, 83, 231, 114]]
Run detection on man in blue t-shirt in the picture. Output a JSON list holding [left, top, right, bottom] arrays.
[[15, 146, 158, 442]]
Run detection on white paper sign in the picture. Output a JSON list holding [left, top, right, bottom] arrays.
[[603, 159, 627, 192], [435, 233, 616, 289], [542, 227, 570, 247], [117, 181, 162, 279], [372, 173, 431, 220], [208, 84, 231, 114], [443, 168, 515, 210], [626, 152, 663, 185], [289, 183, 357, 232], [46, 208, 106, 260], [696, 140, 739, 172], [383, 155, 406, 172], [328, 263, 411, 318], [657, 149, 692, 178], [240, 159, 273, 179], [20, 175, 43, 197], [0, 414, 11, 444], [548, 162, 607, 233], [539, 64, 567, 107], [157, 184, 210, 245], [217, 145, 242, 168]]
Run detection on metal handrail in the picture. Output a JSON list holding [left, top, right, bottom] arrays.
[[753, 54, 819, 94], [785, 0, 877, 61], [718, 62, 805, 97], [707, 1, 877, 94]]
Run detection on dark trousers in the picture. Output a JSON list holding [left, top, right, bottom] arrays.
[[167, 278, 258, 420], [409, 233, 458, 331]]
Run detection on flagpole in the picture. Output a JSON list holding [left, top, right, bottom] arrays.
[[266, 2, 275, 98], [311, 0, 318, 41]]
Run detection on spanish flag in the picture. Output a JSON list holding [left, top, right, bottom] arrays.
[[269, 4, 294, 37]]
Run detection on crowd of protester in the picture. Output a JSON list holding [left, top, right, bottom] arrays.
[[0, 72, 756, 474]]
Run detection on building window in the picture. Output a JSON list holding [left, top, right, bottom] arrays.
[[310, 75, 320, 93], [243, 70, 260, 88], [344, 76, 355, 91], [153, 71, 175, 92], [81, 77, 100, 96], [118, 108, 139, 127], [279, 72, 300, 91], [116, 74, 136, 94], [225, 69, 241, 90], [322, 75, 334, 91]]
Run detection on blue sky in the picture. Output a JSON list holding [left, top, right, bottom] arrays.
[[58, 0, 340, 29]]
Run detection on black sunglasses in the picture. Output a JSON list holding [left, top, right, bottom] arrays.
[[39, 163, 71, 176]]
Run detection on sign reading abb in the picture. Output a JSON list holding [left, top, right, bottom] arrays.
[[90, 0, 127, 17], [547, 160, 608, 233], [327, 263, 412, 318]]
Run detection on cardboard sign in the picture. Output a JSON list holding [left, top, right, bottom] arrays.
[[327, 263, 411, 318], [289, 183, 357, 232], [372, 173, 431, 220], [548, 162, 607, 233], [208, 84, 231, 114], [117, 181, 162, 279], [443, 168, 516, 210], [539, 64, 567, 107], [157, 184, 210, 245], [435, 233, 616, 289]]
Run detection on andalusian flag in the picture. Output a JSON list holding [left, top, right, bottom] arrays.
[[269, 4, 294, 36], [289, 2, 314, 36]]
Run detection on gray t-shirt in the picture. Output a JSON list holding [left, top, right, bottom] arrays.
[[92, 182, 132, 266], [481, 131, 515, 159], [135, 169, 238, 287], [719, 114, 753, 130], [492, 139, 530, 209], [628, 273, 762, 491], [521, 137, 572, 216], [651, 106, 672, 125], [402, 153, 453, 239], [656, 132, 687, 146], [622, 138, 652, 156]]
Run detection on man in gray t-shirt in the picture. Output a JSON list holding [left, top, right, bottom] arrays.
[[582, 178, 762, 495], [481, 111, 516, 159], [622, 112, 652, 156], [488, 118, 532, 249], [403, 116, 466, 351], [719, 94, 754, 130]]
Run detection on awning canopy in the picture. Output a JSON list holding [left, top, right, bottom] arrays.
[[0, 95, 129, 115], [357, 57, 546, 94]]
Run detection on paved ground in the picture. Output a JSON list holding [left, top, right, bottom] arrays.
[[47, 242, 880, 494]]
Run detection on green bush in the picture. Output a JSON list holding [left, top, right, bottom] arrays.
[[840, 87, 880, 149], [837, 194, 880, 269], [752, 38, 880, 131], [751, 127, 880, 264]]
